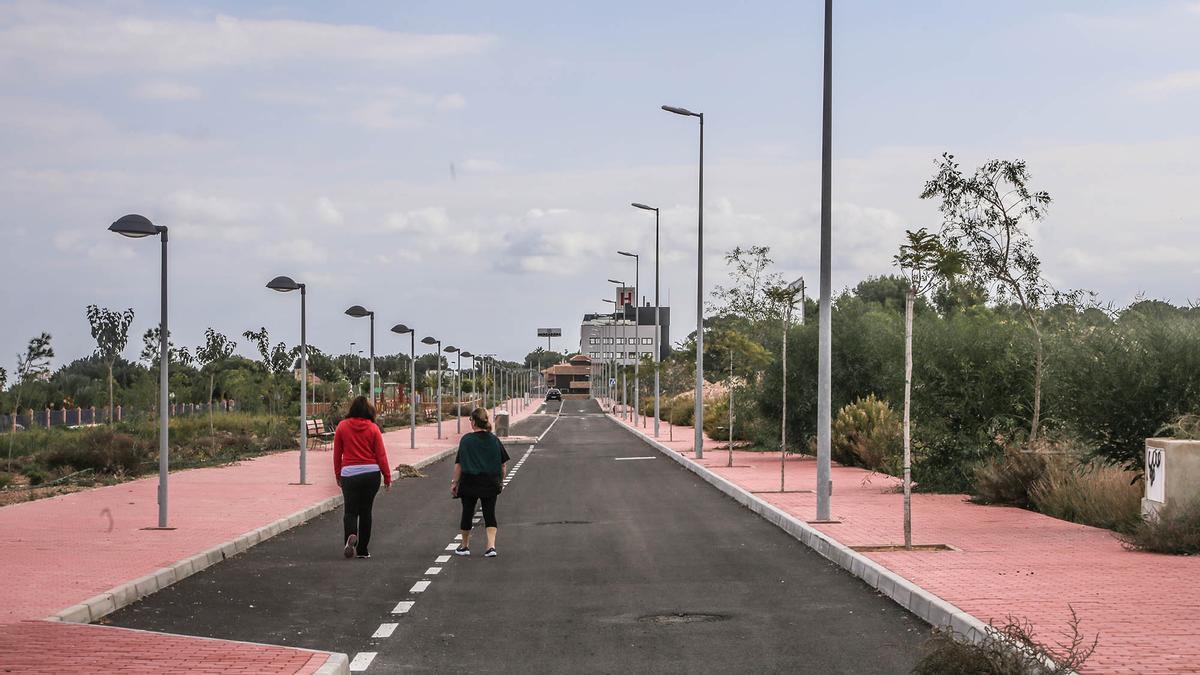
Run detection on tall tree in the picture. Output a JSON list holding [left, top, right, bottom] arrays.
[[8, 333, 54, 469], [921, 153, 1052, 443], [86, 305, 135, 425], [710, 245, 785, 324], [242, 327, 297, 417], [895, 228, 962, 548], [195, 329, 237, 448]]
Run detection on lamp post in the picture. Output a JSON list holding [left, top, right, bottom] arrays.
[[345, 305, 375, 408], [606, 280, 630, 421], [109, 214, 171, 528], [445, 346, 461, 433], [619, 251, 640, 428], [390, 324, 417, 449], [816, 0, 833, 521], [602, 296, 625, 418], [421, 336, 442, 438], [266, 275, 308, 484], [662, 103, 705, 459], [461, 351, 474, 411], [631, 202, 661, 437]]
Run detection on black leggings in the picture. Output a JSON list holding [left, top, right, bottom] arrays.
[[460, 495, 498, 530], [341, 471, 381, 555]]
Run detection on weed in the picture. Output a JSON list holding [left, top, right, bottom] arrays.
[[1030, 460, 1141, 533], [1120, 498, 1200, 555], [971, 447, 1046, 508], [913, 607, 1096, 674]]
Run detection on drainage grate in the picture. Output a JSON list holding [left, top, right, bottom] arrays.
[[638, 613, 728, 625]]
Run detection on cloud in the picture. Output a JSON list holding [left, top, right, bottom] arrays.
[[1134, 70, 1200, 97], [315, 197, 343, 226], [462, 159, 505, 173], [0, 5, 496, 76], [133, 80, 202, 101], [161, 190, 261, 242], [263, 238, 326, 264]]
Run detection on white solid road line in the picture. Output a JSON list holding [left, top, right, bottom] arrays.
[[391, 601, 415, 614], [349, 652, 377, 672], [410, 580, 431, 593], [614, 456, 656, 461], [372, 623, 398, 638], [435, 555, 450, 563], [425, 567, 441, 575]]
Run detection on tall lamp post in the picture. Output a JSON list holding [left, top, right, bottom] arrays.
[[390, 324, 417, 449], [816, 0, 834, 521], [779, 277, 805, 493], [461, 351, 474, 410], [662, 103, 705, 459], [421, 336, 442, 438], [618, 250, 640, 428], [445, 345, 462, 433], [602, 295, 626, 418], [631, 202, 661, 437], [109, 214, 172, 528], [266, 275, 308, 484], [345, 305, 375, 407]]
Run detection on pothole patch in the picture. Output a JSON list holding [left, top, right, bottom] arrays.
[[638, 613, 728, 625]]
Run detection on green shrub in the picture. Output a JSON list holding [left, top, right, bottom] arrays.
[[0, 471, 13, 489], [971, 447, 1046, 507], [665, 395, 694, 427], [41, 430, 149, 474], [1120, 498, 1200, 555], [24, 468, 47, 486], [831, 394, 902, 474], [1029, 460, 1141, 533]]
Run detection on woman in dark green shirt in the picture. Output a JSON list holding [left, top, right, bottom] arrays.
[[450, 407, 510, 557]]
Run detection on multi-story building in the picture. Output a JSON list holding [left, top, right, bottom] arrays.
[[579, 296, 670, 366]]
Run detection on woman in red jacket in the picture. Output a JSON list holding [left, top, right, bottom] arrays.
[[334, 396, 392, 559]]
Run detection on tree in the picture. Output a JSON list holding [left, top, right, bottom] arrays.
[[524, 347, 561, 371], [195, 329, 237, 448], [86, 305, 135, 425], [895, 228, 962, 548], [921, 153, 1053, 443], [710, 245, 785, 324], [8, 333, 54, 469], [242, 328, 298, 417]]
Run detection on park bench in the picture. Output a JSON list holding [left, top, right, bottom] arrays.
[[306, 418, 334, 451]]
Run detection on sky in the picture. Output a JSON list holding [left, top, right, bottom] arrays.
[[2, 0, 1199, 372]]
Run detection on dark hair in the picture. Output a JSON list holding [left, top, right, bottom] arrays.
[[346, 395, 376, 422], [470, 407, 492, 432]]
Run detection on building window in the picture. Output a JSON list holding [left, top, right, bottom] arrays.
[[603, 351, 612, 358], [642, 351, 653, 358], [641, 337, 652, 345], [614, 338, 624, 345], [589, 337, 599, 345], [590, 351, 600, 358], [603, 337, 613, 345]]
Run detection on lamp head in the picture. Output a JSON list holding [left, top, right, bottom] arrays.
[[618, 250, 637, 258], [345, 305, 371, 318], [421, 336, 438, 345], [266, 275, 302, 292], [662, 104, 699, 117], [444, 345, 459, 353], [109, 214, 161, 238], [631, 202, 657, 212], [788, 277, 805, 292], [390, 324, 411, 334], [461, 351, 473, 358]]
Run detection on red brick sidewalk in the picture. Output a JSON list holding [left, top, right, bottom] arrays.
[[0, 398, 539, 673], [611, 409, 1200, 675]]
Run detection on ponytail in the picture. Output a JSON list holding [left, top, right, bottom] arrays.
[[470, 407, 492, 432]]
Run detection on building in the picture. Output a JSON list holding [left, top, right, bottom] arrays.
[[579, 299, 670, 366], [542, 354, 594, 398]]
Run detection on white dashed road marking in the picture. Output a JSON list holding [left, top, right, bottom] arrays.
[[435, 555, 450, 563], [425, 567, 441, 575], [444, 543, 458, 551], [410, 580, 431, 593], [391, 601, 415, 614], [372, 623, 398, 638], [349, 652, 377, 671]]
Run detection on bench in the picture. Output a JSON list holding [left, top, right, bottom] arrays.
[[305, 418, 334, 451]]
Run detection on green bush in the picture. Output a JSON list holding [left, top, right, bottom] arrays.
[[24, 468, 47, 486], [665, 395, 694, 427], [971, 447, 1047, 507], [1029, 460, 1141, 533], [0, 471, 13, 489], [831, 394, 902, 474], [1120, 498, 1200, 555], [41, 429, 150, 474]]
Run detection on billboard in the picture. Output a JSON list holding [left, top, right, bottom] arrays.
[[537, 328, 562, 337]]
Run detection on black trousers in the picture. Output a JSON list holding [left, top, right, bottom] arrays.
[[460, 495, 498, 530], [341, 471, 381, 555]]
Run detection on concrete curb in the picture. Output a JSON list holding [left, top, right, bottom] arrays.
[[47, 445, 459, 626], [314, 652, 351, 675], [613, 418, 990, 641]]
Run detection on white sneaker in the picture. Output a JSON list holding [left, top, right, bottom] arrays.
[[484, 548, 497, 558], [454, 546, 470, 556]]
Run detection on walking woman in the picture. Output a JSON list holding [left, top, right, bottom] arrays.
[[450, 407, 510, 557], [334, 395, 392, 559]]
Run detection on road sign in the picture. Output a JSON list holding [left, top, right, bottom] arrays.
[[537, 328, 562, 337], [616, 287, 634, 308]]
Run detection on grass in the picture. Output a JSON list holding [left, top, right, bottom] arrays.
[[970, 448, 1047, 508], [1120, 499, 1200, 555], [1030, 460, 1142, 534]]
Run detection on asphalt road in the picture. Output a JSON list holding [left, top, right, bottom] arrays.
[[107, 399, 929, 673]]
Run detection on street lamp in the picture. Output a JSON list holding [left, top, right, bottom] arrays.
[[445, 345, 462, 433], [632, 202, 661, 437], [461, 351, 475, 411], [109, 214, 171, 528], [618, 250, 640, 429], [816, 0, 833, 521], [266, 275, 308, 484], [421, 336, 442, 438], [662, 103, 705, 459], [390, 324, 417, 449], [345, 305, 375, 407]]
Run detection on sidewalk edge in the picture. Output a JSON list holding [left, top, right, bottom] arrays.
[[47, 446, 459, 626], [614, 418, 989, 641], [314, 652, 350, 675]]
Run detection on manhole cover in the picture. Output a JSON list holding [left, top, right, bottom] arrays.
[[638, 613, 727, 625], [533, 520, 592, 526]]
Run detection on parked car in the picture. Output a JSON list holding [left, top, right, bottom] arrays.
[[545, 388, 562, 401]]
